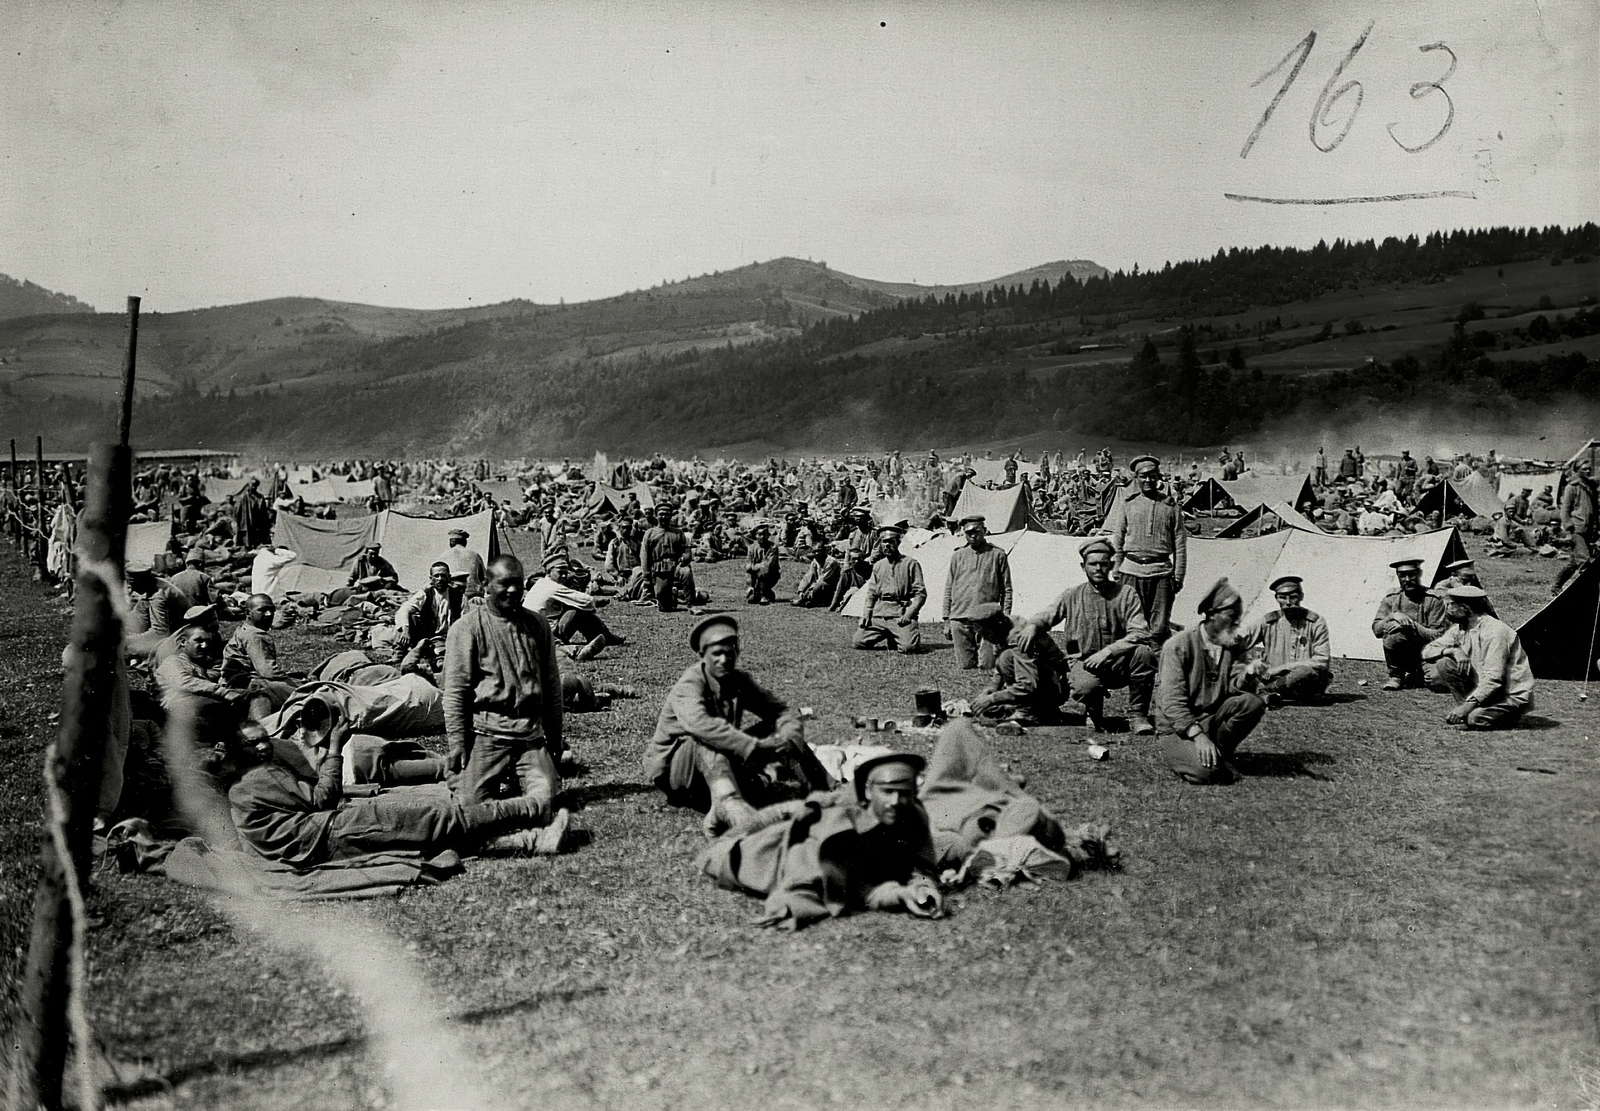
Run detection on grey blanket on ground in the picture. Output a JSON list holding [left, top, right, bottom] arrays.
[[160, 836, 456, 899]]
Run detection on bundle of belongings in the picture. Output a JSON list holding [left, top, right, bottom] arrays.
[[697, 721, 1117, 929]]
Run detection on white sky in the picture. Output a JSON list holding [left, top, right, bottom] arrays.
[[2, 0, 1595, 312]]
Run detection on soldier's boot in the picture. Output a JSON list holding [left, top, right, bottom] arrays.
[[1127, 683, 1155, 736], [701, 789, 760, 840], [1080, 690, 1109, 732]]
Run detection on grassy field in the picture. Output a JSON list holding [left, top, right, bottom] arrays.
[[1, 538, 1597, 1109]]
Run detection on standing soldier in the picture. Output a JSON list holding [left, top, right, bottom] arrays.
[[853, 524, 926, 654], [1372, 557, 1449, 690], [643, 505, 689, 612], [942, 515, 1013, 671], [1554, 457, 1597, 595], [1103, 455, 1186, 644]]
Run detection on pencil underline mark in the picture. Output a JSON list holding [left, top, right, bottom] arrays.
[[1224, 191, 1478, 205]]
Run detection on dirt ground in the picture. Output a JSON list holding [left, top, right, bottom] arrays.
[[0, 538, 1596, 1109]]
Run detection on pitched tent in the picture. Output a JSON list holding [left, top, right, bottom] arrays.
[[587, 482, 656, 514], [1454, 471, 1504, 517], [839, 529, 1027, 621], [1516, 558, 1600, 680], [477, 480, 527, 505], [1181, 478, 1232, 513], [842, 520, 1465, 660], [377, 509, 496, 592], [1225, 527, 1467, 662], [1414, 479, 1500, 521], [126, 520, 176, 567], [264, 509, 494, 597], [1220, 474, 1318, 515], [949, 482, 1043, 533], [291, 477, 377, 505], [203, 474, 262, 504], [1214, 501, 1321, 539], [1498, 471, 1563, 503], [968, 458, 1039, 486]]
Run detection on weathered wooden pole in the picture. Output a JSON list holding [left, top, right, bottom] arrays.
[[35, 435, 47, 575], [8, 437, 17, 548], [9, 297, 139, 1111]]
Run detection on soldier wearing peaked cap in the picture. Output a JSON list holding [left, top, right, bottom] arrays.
[[943, 513, 1013, 671], [441, 526, 486, 597], [1420, 585, 1535, 729], [1015, 535, 1156, 733], [1103, 454, 1186, 645], [1154, 578, 1267, 785], [645, 615, 831, 836], [853, 524, 927, 654], [1242, 575, 1332, 706], [967, 602, 1074, 726], [1372, 557, 1448, 690], [1435, 558, 1497, 618]]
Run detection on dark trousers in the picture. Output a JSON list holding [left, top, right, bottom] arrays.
[[554, 608, 609, 645], [1128, 575, 1176, 643], [1381, 626, 1434, 681], [1424, 657, 1531, 729], [1159, 693, 1266, 784], [1068, 645, 1157, 716], [950, 619, 996, 671], [457, 729, 559, 816], [652, 572, 678, 611], [1261, 663, 1331, 702]]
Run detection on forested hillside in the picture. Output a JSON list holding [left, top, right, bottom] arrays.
[[9, 225, 1598, 455]]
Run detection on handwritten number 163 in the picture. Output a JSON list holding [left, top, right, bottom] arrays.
[[1239, 20, 1456, 159]]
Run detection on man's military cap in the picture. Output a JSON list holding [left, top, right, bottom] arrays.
[[1444, 558, 1475, 573], [876, 523, 907, 538], [1129, 455, 1161, 475], [447, 528, 469, 541], [1078, 537, 1115, 560], [364, 543, 382, 552], [1388, 557, 1423, 571], [1443, 584, 1488, 602], [958, 514, 986, 528], [1268, 575, 1303, 592], [852, 751, 926, 802], [689, 614, 739, 653], [181, 604, 217, 627], [126, 557, 154, 575], [183, 548, 205, 565], [1196, 577, 1241, 614]]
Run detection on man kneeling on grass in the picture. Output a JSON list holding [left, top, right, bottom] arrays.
[[210, 708, 568, 865], [1421, 584, 1535, 730], [644, 614, 832, 837], [1155, 578, 1267, 785]]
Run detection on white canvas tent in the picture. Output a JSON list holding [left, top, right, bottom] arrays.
[[1498, 471, 1563, 502], [1214, 501, 1321, 539], [949, 483, 1044, 533], [261, 508, 496, 597], [843, 523, 1466, 662], [1220, 474, 1318, 515], [968, 458, 1039, 487]]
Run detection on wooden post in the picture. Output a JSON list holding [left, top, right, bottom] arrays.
[[9, 298, 139, 1111], [7, 438, 16, 549], [35, 435, 47, 574]]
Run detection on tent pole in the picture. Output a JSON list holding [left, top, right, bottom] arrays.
[[1583, 579, 1600, 701]]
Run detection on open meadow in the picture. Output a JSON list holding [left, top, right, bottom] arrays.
[[1, 539, 1596, 1109]]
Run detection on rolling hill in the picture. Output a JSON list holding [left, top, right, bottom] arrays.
[[0, 274, 95, 322], [2, 228, 1595, 457]]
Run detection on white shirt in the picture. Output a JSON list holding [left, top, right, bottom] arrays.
[[523, 576, 596, 619]]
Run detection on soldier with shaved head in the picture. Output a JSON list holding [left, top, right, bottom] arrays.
[[441, 553, 572, 852]]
